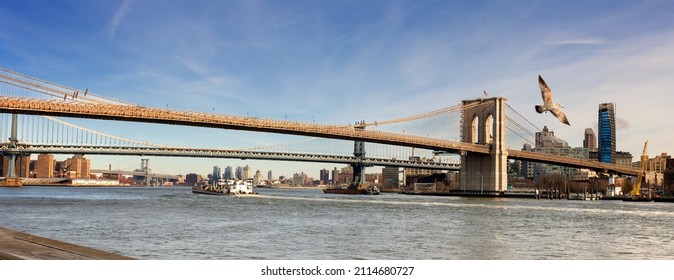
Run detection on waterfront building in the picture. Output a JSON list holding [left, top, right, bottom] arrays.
[[382, 167, 400, 189], [253, 170, 264, 186], [0, 155, 30, 178], [242, 165, 251, 180], [583, 128, 596, 151], [292, 172, 308, 186], [535, 126, 567, 147], [615, 151, 633, 167], [365, 173, 380, 185], [64, 155, 91, 179], [267, 170, 272, 181], [336, 166, 353, 185], [532, 146, 589, 178], [663, 158, 674, 196], [598, 103, 616, 163], [212, 166, 221, 182], [319, 168, 330, 185], [331, 167, 339, 185], [36, 154, 55, 178], [403, 157, 444, 178], [530, 127, 590, 180], [519, 144, 535, 179], [185, 173, 201, 186], [224, 166, 233, 179], [639, 153, 671, 173], [235, 166, 243, 179]]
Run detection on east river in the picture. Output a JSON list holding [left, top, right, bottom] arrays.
[[1, 186, 673, 259]]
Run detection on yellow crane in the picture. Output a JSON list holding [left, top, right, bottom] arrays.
[[630, 140, 648, 197]]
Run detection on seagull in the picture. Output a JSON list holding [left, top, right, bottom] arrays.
[[535, 75, 570, 126]]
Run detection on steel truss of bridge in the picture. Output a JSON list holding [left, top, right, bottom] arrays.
[[0, 144, 460, 170]]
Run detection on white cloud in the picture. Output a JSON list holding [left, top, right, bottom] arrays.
[[546, 38, 608, 45], [107, 0, 132, 39]]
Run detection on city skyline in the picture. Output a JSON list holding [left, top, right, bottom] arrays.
[[1, 1, 673, 176]]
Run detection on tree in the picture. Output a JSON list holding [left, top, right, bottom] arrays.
[[622, 178, 634, 195]]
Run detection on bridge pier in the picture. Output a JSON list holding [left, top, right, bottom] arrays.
[[348, 139, 368, 189], [1, 114, 22, 187], [347, 122, 372, 190], [459, 98, 508, 193]]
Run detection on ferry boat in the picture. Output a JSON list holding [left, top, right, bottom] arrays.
[[226, 179, 258, 196], [192, 179, 258, 196]]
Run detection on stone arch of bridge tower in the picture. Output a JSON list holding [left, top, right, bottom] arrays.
[[459, 97, 508, 194], [470, 115, 479, 143], [484, 114, 494, 144]]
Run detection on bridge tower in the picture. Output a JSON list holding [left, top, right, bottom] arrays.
[[459, 97, 508, 193], [348, 121, 370, 190], [141, 158, 151, 186], [1, 114, 23, 187]]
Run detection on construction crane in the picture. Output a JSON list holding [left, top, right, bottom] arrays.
[[630, 140, 649, 197]]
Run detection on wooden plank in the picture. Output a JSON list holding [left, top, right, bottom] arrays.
[[0, 227, 134, 260]]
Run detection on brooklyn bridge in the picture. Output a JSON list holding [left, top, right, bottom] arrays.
[[0, 68, 638, 192]]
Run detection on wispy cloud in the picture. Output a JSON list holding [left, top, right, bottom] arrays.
[[175, 56, 208, 75], [546, 38, 608, 45], [107, 0, 132, 39]]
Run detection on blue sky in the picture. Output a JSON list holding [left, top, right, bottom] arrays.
[[2, 0, 673, 178]]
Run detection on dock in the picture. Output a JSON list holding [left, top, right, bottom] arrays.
[[0, 227, 133, 260]]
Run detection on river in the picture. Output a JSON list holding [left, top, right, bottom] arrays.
[[1, 186, 673, 259]]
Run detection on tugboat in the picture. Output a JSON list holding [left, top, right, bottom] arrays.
[[323, 182, 380, 195], [192, 179, 227, 195]]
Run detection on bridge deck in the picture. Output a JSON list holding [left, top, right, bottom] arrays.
[[0, 227, 133, 260]]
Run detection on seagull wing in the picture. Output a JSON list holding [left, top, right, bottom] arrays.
[[550, 107, 570, 126], [538, 75, 553, 103]]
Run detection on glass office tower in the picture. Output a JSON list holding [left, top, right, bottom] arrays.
[[598, 103, 616, 163]]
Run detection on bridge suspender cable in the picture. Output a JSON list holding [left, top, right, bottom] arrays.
[[42, 116, 164, 147]]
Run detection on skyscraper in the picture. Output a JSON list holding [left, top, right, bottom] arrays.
[[212, 166, 222, 181], [535, 126, 566, 148], [583, 128, 597, 151], [243, 165, 251, 179], [235, 166, 243, 179], [598, 103, 616, 163], [224, 166, 233, 179], [331, 167, 339, 185], [267, 170, 273, 181], [319, 169, 330, 184]]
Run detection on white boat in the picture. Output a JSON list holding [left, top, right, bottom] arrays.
[[225, 179, 258, 196], [192, 179, 257, 196]]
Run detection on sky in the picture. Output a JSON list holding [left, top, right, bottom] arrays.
[[1, 0, 673, 178]]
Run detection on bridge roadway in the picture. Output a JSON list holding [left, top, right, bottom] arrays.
[[0, 97, 639, 176], [0, 144, 461, 170], [88, 169, 177, 179]]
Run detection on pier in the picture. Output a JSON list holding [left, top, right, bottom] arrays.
[[0, 227, 133, 260]]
